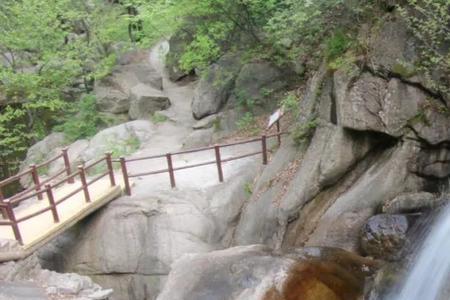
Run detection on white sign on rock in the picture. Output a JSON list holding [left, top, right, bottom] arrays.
[[268, 109, 283, 128]]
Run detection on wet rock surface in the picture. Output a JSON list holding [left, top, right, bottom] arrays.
[[157, 245, 378, 300], [361, 214, 409, 261]]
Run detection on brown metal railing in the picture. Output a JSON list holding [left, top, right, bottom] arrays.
[[0, 119, 287, 245], [117, 131, 288, 196], [0, 153, 116, 245], [0, 148, 74, 210]]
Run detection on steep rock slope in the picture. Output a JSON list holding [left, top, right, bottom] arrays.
[[233, 15, 449, 253]]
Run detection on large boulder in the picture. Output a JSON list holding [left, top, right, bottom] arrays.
[[118, 64, 163, 91], [95, 50, 164, 114], [128, 84, 171, 120], [367, 16, 449, 104], [361, 214, 409, 261], [335, 71, 419, 137], [335, 70, 450, 144], [410, 147, 450, 179], [0, 254, 112, 300], [38, 158, 260, 300], [234, 124, 376, 248], [19, 132, 67, 187], [95, 82, 130, 114], [47, 139, 89, 175], [232, 62, 287, 109], [19, 132, 66, 171], [382, 192, 439, 214], [166, 30, 194, 81], [368, 18, 419, 77], [18, 121, 154, 189], [305, 140, 423, 251], [81, 120, 154, 163], [191, 54, 242, 120], [158, 245, 378, 300]]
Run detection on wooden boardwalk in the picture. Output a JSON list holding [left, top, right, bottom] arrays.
[[0, 177, 122, 262], [0, 128, 286, 262]]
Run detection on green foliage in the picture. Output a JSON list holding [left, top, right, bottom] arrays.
[[0, 0, 130, 178], [89, 135, 141, 175], [212, 117, 222, 132], [292, 118, 318, 146], [261, 88, 274, 98], [152, 112, 168, 124], [236, 112, 259, 135], [110, 136, 140, 159], [54, 94, 102, 142], [180, 34, 222, 71], [407, 110, 429, 127], [280, 92, 300, 118], [244, 182, 253, 196], [398, 0, 450, 94], [325, 31, 353, 61], [235, 91, 256, 112], [392, 61, 417, 78], [265, 0, 378, 68], [135, 0, 279, 72]]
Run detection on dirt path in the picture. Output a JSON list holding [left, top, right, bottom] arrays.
[[126, 41, 262, 193]]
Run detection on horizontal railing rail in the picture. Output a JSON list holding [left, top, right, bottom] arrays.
[[0, 148, 74, 206], [0, 118, 288, 246], [118, 131, 289, 195], [0, 152, 116, 245]]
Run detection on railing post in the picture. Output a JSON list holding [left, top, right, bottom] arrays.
[[214, 145, 224, 183], [105, 152, 116, 187], [261, 135, 268, 165], [62, 148, 74, 184], [166, 153, 176, 188], [78, 166, 91, 203], [276, 119, 281, 146], [45, 184, 59, 223], [120, 157, 131, 196], [30, 164, 43, 200], [6, 203, 22, 245], [0, 189, 7, 219]]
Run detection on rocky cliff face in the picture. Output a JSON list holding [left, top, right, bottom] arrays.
[[233, 14, 449, 252], [25, 11, 449, 300]]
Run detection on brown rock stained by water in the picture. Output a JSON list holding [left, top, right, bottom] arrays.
[[263, 260, 364, 300]]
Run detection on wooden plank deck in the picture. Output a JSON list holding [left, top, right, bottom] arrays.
[[0, 177, 123, 262]]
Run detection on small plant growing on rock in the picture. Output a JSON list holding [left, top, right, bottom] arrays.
[[280, 92, 300, 118], [152, 112, 168, 124], [324, 30, 353, 61], [236, 112, 259, 135], [236, 90, 256, 112], [292, 118, 318, 146], [244, 181, 253, 196]]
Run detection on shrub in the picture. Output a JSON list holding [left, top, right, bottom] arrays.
[[280, 92, 300, 118], [236, 112, 260, 135], [325, 31, 353, 61], [235, 91, 257, 112], [54, 94, 103, 142], [398, 0, 450, 95]]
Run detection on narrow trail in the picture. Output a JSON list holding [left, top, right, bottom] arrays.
[[125, 42, 262, 194]]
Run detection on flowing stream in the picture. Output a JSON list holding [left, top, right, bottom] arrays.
[[390, 202, 450, 300]]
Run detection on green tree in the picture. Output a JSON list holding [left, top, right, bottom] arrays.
[[0, 0, 129, 178]]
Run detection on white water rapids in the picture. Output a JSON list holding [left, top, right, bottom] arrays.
[[390, 202, 450, 300]]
